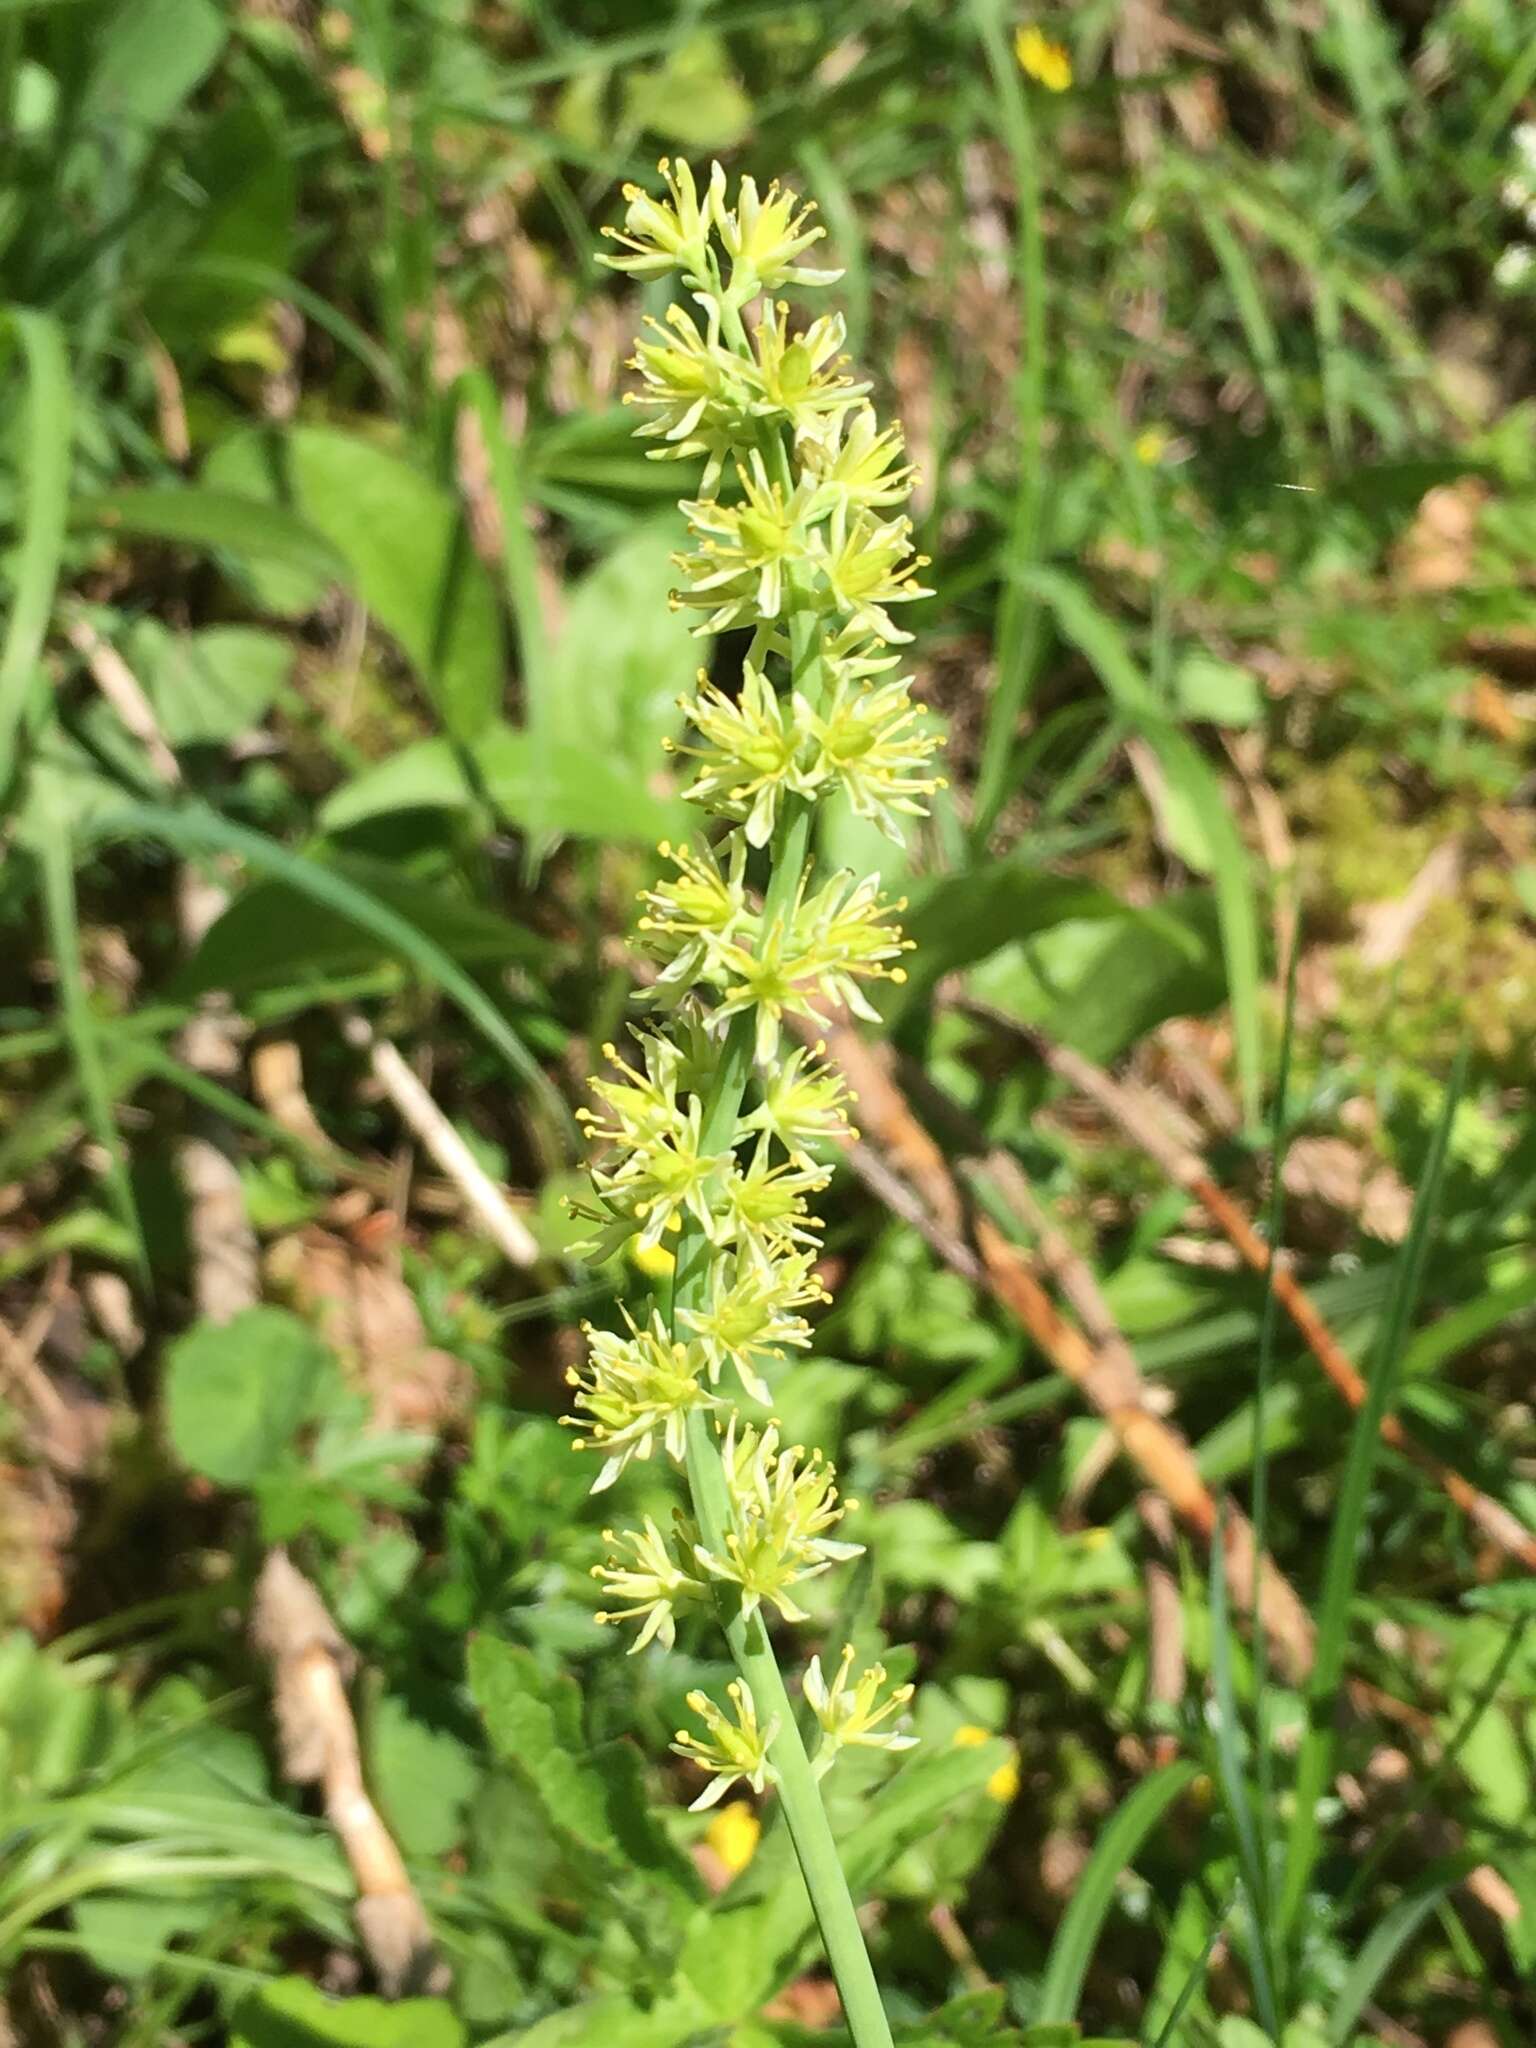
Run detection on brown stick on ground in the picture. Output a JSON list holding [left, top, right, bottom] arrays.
[[253, 1553, 438, 1995], [960, 1002, 1536, 1576], [818, 1022, 1318, 1682]]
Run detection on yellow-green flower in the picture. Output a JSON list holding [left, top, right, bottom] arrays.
[[599, 155, 726, 282], [673, 1679, 779, 1809], [804, 1644, 918, 1777], [678, 1247, 825, 1401], [674, 456, 813, 633], [718, 174, 841, 294], [584, 161, 941, 1844], [671, 660, 814, 847], [567, 1309, 715, 1488], [694, 1419, 862, 1624], [593, 1512, 703, 1652]]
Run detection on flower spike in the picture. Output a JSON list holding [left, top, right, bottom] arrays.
[[577, 166, 940, 2023]]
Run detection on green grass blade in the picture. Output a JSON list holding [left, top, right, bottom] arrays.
[[1208, 1511, 1282, 2037], [1325, 0, 1409, 216], [1147, 1893, 1236, 2048], [1199, 209, 1299, 461], [34, 784, 149, 1283], [1034, 1759, 1198, 2025], [90, 798, 570, 1133], [1279, 1046, 1470, 1941], [969, 0, 1050, 846], [796, 139, 870, 356], [1025, 567, 1265, 1129], [1335, 1615, 1527, 1925], [1249, 902, 1301, 1922], [0, 309, 71, 797], [1327, 1852, 1482, 2045]]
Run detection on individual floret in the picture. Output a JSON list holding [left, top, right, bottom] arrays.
[[740, 1040, 853, 1161], [593, 1513, 705, 1651], [694, 1419, 863, 1624], [672, 1679, 779, 1809], [566, 1309, 715, 1489], [802, 405, 918, 513], [717, 174, 842, 294], [673, 457, 815, 634], [627, 302, 757, 490], [598, 156, 725, 283], [811, 668, 943, 840], [811, 502, 933, 644], [670, 661, 817, 846], [748, 302, 869, 437], [804, 1644, 918, 1778], [678, 1246, 826, 1400]]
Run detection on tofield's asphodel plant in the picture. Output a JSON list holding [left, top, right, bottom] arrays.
[[571, 159, 941, 2044]]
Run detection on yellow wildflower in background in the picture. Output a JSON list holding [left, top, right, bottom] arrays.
[[951, 1724, 1019, 1803], [1015, 24, 1072, 93], [986, 1754, 1020, 1804], [705, 1797, 762, 1874]]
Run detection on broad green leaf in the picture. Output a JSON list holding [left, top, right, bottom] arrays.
[[200, 434, 336, 614], [493, 2000, 689, 2048], [968, 889, 1224, 1064], [1173, 653, 1261, 727], [77, 0, 226, 148], [172, 854, 540, 1001], [318, 736, 474, 830], [164, 1306, 337, 1487], [290, 426, 503, 740], [368, 1697, 478, 1859], [127, 621, 291, 748], [75, 486, 347, 585], [232, 1978, 464, 2048], [621, 33, 752, 151], [468, 1637, 699, 1903], [893, 863, 1124, 1016], [71, 1891, 221, 1982], [146, 101, 295, 350], [322, 723, 684, 844], [199, 426, 504, 740], [525, 517, 696, 838]]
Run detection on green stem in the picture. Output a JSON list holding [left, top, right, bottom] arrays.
[[682, 1411, 893, 2048], [666, 611, 895, 2048], [970, 0, 1050, 847]]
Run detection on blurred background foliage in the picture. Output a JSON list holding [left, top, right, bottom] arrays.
[[1, 0, 1535, 2043]]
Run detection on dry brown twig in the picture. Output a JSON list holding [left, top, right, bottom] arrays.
[[341, 1011, 539, 1269], [252, 1552, 440, 1996]]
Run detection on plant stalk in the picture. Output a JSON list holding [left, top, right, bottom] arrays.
[[666, 608, 895, 2048]]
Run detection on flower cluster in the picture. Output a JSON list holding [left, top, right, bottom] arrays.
[[576, 160, 933, 1807]]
